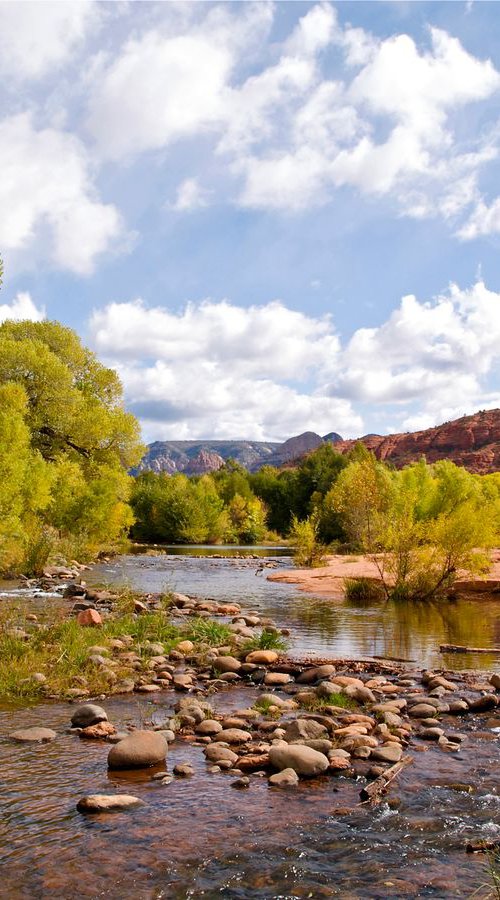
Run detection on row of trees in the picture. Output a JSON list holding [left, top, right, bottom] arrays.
[[0, 320, 143, 575], [131, 443, 500, 602]]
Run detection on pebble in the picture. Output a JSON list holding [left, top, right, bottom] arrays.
[[77, 794, 144, 812]]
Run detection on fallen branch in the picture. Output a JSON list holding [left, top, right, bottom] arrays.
[[359, 755, 413, 803], [440, 644, 500, 655]]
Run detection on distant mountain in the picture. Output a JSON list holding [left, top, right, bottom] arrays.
[[333, 409, 500, 474], [136, 431, 344, 475]]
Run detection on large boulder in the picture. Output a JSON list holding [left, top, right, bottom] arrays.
[[107, 731, 167, 770], [269, 743, 329, 776], [70, 703, 108, 728]]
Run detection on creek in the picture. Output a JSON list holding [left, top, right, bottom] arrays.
[[1, 547, 500, 898]]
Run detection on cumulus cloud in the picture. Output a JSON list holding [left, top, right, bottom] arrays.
[[0, 1, 98, 80], [0, 114, 123, 275], [0, 292, 45, 323], [336, 279, 500, 430], [89, 281, 500, 441], [89, 297, 361, 441]]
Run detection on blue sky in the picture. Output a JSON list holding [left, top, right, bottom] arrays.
[[2, 1, 500, 442]]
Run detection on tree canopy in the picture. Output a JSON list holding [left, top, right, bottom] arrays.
[[0, 320, 143, 574]]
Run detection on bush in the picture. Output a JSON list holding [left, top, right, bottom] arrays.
[[344, 577, 385, 603], [289, 513, 327, 568]]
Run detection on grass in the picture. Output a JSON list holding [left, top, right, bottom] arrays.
[[253, 696, 283, 717], [0, 592, 236, 703], [184, 618, 233, 647], [344, 577, 385, 603], [242, 630, 289, 653], [297, 691, 355, 712]]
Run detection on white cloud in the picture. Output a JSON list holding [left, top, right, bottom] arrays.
[[88, 280, 500, 441], [458, 196, 500, 239], [0, 292, 45, 323], [0, 114, 123, 275], [86, 3, 273, 160], [90, 297, 361, 441], [336, 280, 500, 428], [169, 178, 210, 212], [0, 1, 98, 80]]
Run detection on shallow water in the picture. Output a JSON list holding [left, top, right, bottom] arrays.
[[88, 550, 500, 672], [1, 549, 500, 898]]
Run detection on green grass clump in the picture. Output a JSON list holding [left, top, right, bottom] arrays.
[[243, 630, 289, 653], [298, 691, 355, 712], [344, 577, 384, 603], [253, 696, 282, 717], [184, 618, 233, 647]]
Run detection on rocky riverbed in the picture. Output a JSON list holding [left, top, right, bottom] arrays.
[[2, 557, 500, 897]]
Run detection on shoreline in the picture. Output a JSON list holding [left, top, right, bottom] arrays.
[[267, 550, 500, 596]]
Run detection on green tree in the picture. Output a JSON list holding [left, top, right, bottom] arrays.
[[0, 321, 144, 573]]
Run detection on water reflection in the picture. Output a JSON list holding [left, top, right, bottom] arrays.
[[88, 551, 500, 671]]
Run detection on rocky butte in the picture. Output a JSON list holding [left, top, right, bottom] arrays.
[[334, 409, 500, 475]]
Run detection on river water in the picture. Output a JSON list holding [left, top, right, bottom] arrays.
[[1, 548, 500, 898]]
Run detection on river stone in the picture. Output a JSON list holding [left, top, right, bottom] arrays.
[[490, 674, 500, 691], [264, 672, 291, 686], [296, 665, 336, 684], [77, 794, 145, 813], [370, 744, 404, 763], [418, 727, 444, 740], [284, 718, 327, 742], [195, 719, 223, 736], [316, 681, 345, 699], [469, 694, 498, 712], [173, 763, 194, 776], [70, 703, 108, 728], [344, 684, 376, 704], [408, 703, 439, 718], [293, 739, 333, 754], [107, 731, 167, 770], [9, 727, 56, 743], [214, 728, 252, 744], [269, 743, 329, 776], [245, 650, 279, 665], [269, 767, 299, 787], [448, 700, 469, 714], [204, 745, 238, 765], [213, 656, 241, 674]]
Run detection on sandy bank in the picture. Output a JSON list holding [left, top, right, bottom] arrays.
[[268, 550, 500, 596]]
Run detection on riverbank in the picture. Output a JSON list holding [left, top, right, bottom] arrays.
[[268, 549, 500, 596], [3, 556, 500, 897]]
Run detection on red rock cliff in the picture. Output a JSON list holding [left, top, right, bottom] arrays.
[[334, 410, 500, 474]]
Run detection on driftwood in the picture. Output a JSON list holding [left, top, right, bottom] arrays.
[[466, 839, 500, 854], [359, 755, 413, 803], [440, 643, 500, 655]]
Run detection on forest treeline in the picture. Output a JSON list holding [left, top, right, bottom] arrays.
[[2, 315, 500, 603]]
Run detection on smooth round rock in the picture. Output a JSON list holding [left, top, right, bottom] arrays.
[[269, 767, 299, 787], [77, 794, 145, 812], [269, 743, 329, 776], [213, 656, 241, 674], [9, 727, 56, 743], [245, 650, 278, 665], [107, 731, 167, 770], [370, 744, 403, 763], [70, 703, 108, 728], [214, 728, 252, 744]]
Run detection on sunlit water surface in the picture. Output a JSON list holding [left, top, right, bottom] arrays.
[[1, 548, 500, 898]]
